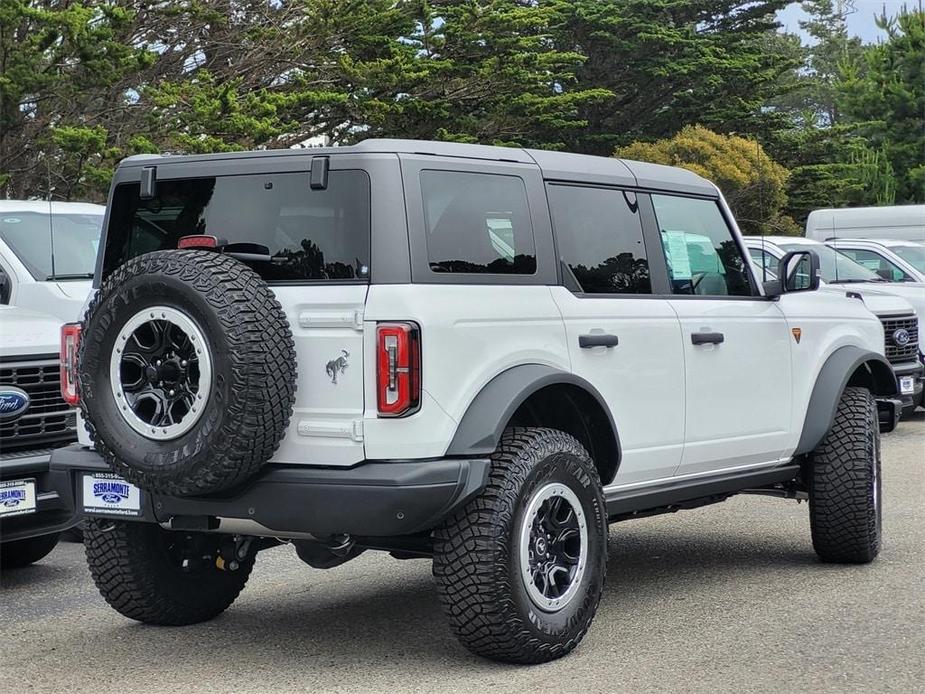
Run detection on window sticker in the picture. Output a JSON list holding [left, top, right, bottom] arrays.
[[664, 230, 693, 280]]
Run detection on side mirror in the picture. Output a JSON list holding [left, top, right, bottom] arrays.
[[764, 250, 821, 298]]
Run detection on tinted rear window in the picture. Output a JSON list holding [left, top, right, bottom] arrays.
[[420, 170, 536, 274], [104, 170, 370, 282]]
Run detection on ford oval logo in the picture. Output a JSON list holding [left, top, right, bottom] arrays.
[[893, 328, 912, 347], [0, 387, 29, 421]]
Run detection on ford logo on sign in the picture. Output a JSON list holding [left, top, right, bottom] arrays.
[[0, 387, 29, 421], [893, 328, 911, 348], [93, 481, 130, 505], [0, 489, 26, 508]]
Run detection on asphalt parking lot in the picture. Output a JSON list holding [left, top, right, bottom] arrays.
[[2, 414, 922, 694]]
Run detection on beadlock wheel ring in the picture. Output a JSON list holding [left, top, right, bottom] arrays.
[[519, 482, 588, 613], [108, 305, 212, 441]]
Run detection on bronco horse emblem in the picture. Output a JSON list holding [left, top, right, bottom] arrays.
[[325, 350, 350, 384]]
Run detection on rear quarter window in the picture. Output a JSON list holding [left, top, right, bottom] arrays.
[[103, 170, 370, 282], [420, 170, 536, 275]]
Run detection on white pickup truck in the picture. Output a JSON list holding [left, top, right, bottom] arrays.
[[0, 200, 101, 566], [0, 200, 103, 322], [0, 305, 80, 566]]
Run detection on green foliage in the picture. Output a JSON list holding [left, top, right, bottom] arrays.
[[838, 8, 925, 202], [0, 0, 920, 211], [617, 126, 794, 235], [770, 125, 899, 225], [547, 0, 797, 155], [0, 0, 154, 199]]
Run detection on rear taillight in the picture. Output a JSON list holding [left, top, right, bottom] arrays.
[[178, 235, 220, 249], [376, 322, 421, 417], [60, 322, 81, 406]]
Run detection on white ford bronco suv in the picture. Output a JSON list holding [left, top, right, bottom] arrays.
[[49, 140, 900, 664]]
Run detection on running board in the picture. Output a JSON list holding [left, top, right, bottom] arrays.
[[605, 465, 801, 519]]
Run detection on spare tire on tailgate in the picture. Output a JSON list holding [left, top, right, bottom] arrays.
[[79, 250, 297, 497]]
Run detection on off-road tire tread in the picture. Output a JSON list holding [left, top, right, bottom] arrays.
[[84, 520, 254, 625], [433, 427, 606, 664], [80, 250, 296, 496], [808, 386, 881, 564]]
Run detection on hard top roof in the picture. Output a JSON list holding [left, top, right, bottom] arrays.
[[119, 138, 716, 196]]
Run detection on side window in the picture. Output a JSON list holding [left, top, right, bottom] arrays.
[[748, 248, 778, 278], [420, 170, 536, 274], [839, 248, 911, 282], [652, 195, 754, 297], [547, 184, 651, 294]]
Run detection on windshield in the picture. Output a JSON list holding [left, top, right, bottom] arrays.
[[0, 211, 103, 280], [892, 245, 925, 273], [777, 243, 880, 283]]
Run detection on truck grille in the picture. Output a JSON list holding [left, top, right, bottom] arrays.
[[0, 355, 77, 454], [881, 315, 919, 365]]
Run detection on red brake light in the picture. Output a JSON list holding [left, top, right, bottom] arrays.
[[377, 322, 421, 417], [178, 235, 219, 249], [60, 323, 82, 406]]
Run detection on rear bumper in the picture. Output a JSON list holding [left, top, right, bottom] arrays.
[[1, 449, 78, 543], [48, 444, 490, 538]]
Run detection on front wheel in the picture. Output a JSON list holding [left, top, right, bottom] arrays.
[[433, 427, 608, 664], [84, 520, 255, 625], [808, 386, 882, 563]]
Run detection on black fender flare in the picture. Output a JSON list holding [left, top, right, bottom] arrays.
[[445, 364, 621, 462], [794, 345, 897, 455]]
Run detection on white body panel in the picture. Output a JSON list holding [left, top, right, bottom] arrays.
[[668, 299, 791, 473], [0, 305, 62, 359], [362, 284, 569, 461], [774, 291, 887, 455], [549, 287, 685, 485], [269, 285, 368, 466]]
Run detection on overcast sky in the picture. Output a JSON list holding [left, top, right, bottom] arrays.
[[777, 0, 915, 43]]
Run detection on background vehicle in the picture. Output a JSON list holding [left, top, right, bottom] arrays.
[[0, 200, 104, 322], [828, 239, 925, 284], [805, 205, 925, 244], [0, 305, 79, 568], [51, 141, 898, 664], [745, 236, 924, 414]]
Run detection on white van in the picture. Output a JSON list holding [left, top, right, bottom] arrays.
[[806, 205, 925, 243]]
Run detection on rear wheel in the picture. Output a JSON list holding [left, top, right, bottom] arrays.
[[0, 533, 60, 569], [433, 427, 607, 664], [808, 386, 882, 564], [84, 520, 255, 625]]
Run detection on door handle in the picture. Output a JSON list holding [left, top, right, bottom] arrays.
[[691, 331, 724, 345], [579, 334, 619, 349]]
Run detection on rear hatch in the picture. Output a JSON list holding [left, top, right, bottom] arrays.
[[102, 163, 371, 466]]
